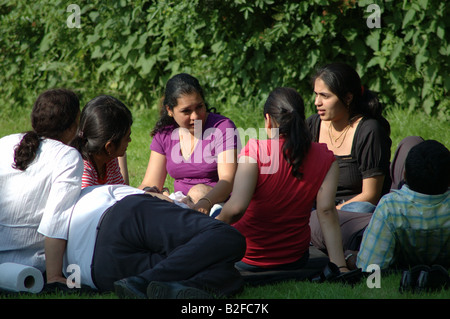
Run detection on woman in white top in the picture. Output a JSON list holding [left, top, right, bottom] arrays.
[[0, 89, 83, 286]]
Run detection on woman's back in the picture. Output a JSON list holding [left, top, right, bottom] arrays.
[[233, 139, 335, 267], [0, 133, 83, 270]]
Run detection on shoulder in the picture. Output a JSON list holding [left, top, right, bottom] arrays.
[[306, 113, 319, 123], [151, 126, 177, 149], [239, 138, 262, 158], [83, 159, 96, 171], [154, 124, 177, 137], [306, 143, 335, 169], [355, 117, 391, 145], [357, 117, 389, 137], [206, 113, 236, 129], [0, 133, 25, 148], [309, 142, 334, 159], [306, 113, 320, 127], [0, 133, 23, 142], [306, 114, 321, 140], [41, 139, 82, 163]]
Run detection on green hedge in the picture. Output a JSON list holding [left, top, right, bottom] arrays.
[[1, 0, 448, 119]]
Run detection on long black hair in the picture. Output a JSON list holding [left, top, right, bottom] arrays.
[[313, 62, 390, 135], [151, 73, 215, 136], [264, 87, 312, 179], [71, 95, 132, 161], [13, 88, 80, 171]]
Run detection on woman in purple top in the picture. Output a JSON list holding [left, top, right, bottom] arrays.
[[139, 73, 239, 214]]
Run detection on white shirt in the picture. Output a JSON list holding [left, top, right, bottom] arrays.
[[0, 133, 83, 271], [64, 185, 145, 288]]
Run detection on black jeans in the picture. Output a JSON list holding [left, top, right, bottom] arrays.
[[91, 194, 246, 297]]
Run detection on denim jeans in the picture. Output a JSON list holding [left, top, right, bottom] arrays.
[[341, 201, 376, 213]]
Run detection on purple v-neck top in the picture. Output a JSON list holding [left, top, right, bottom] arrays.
[[150, 113, 239, 195]]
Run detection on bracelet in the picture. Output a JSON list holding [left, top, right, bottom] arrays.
[[338, 265, 348, 269], [161, 187, 170, 194], [345, 253, 354, 261], [198, 197, 213, 208]]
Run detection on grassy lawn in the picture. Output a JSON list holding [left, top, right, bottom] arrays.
[[0, 101, 449, 301]]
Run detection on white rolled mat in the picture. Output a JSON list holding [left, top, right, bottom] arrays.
[[0, 263, 44, 293]]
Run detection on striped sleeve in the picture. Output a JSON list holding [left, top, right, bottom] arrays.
[[105, 158, 125, 185], [81, 158, 125, 188], [81, 160, 98, 188]]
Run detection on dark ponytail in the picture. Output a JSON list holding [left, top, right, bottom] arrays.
[[13, 89, 80, 171], [313, 62, 390, 135], [264, 87, 312, 179], [13, 131, 41, 171]]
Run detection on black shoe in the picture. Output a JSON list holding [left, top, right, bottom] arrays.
[[114, 276, 149, 299], [417, 264, 450, 293], [311, 262, 340, 283], [146, 281, 213, 299], [399, 265, 430, 293]]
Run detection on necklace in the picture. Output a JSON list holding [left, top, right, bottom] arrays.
[[179, 130, 197, 160], [328, 123, 351, 148]]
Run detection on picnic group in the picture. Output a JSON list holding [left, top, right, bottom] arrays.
[[0, 63, 448, 299]]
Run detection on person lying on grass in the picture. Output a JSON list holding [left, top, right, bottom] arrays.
[[64, 184, 246, 299]]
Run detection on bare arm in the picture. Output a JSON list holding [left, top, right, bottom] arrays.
[[336, 175, 385, 209], [138, 151, 167, 191], [44, 237, 67, 284], [118, 153, 129, 185], [194, 149, 238, 214], [316, 161, 348, 271], [215, 156, 258, 224]]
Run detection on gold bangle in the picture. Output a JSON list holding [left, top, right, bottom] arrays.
[[199, 197, 213, 208]]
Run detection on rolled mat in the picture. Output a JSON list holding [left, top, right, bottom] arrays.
[[0, 263, 44, 293]]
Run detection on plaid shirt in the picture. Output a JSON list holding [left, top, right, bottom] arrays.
[[357, 185, 450, 271]]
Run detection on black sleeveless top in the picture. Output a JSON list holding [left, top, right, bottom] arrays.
[[307, 114, 392, 203]]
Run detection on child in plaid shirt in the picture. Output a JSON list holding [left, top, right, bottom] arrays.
[[356, 140, 450, 271]]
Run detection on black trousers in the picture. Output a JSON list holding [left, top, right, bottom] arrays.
[[91, 194, 246, 297]]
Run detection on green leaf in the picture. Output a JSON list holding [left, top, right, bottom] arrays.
[[366, 30, 381, 51], [422, 96, 434, 115], [39, 33, 52, 52], [436, 24, 445, 40], [389, 41, 404, 65], [402, 9, 416, 28]]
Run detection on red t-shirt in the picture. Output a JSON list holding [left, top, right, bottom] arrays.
[[81, 158, 125, 189], [233, 138, 335, 267]]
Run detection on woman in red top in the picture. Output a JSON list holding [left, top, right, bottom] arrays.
[[71, 95, 133, 188], [217, 88, 348, 272]]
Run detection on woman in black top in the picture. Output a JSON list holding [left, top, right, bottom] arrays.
[[307, 63, 391, 213]]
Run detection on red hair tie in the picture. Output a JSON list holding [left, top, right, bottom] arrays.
[[361, 85, 365, 95]]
